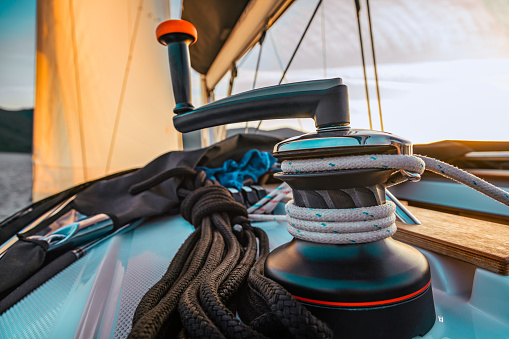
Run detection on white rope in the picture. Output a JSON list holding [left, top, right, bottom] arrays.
[[247, 182, 291, 222], [287, 223, 397, 244], [254, 187, 292, 214], [281, 154, 425, 176], [286, 199, 395, 221], [248, 214, 287, 222], [248, 153, 508, 245], [416, 155, 509, 206], [285, 200, 396, 244], [247, 182, 291, 213], [281, 154, 509, 207], [276, 153, 509, 244]]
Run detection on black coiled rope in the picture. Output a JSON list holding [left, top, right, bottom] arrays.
[[128, 167, 332, 338]]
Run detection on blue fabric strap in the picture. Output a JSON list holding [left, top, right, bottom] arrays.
[[197, 150, 276, 189]]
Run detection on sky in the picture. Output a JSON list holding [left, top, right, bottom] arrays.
[[0, 0, 508, 143], [215, 0, 509, 143], [0, 0, 37, 110]]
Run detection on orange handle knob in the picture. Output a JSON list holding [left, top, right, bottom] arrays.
[[156, 20, 198, 114], [156, 20, 198, 45]]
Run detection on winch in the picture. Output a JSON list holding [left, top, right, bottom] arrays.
[[267, 131, 435, 338], [157, 19, 435, 338]]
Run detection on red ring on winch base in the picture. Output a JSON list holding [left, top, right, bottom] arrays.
[[293, 280, 431, 307]]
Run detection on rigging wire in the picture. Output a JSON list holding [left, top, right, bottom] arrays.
[[366, 0, 384, 131], [354, 0, 373, 130], [69, 0, 88, 181], [247, 30, 267, 133], [229, 35, 254, 137], [252, 30, 266, 90], [237, 45, 255, 69], [212, 65, 237, 143], [255, 0, 323, 134], [269, 33, 286, 82], [278, 0, 323, 86], [105, 0, 144, 174]]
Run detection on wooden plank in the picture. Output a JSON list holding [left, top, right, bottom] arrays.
[[394, 205, 509, 275]]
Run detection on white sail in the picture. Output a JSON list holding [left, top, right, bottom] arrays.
[[33, 0, 181, 200]]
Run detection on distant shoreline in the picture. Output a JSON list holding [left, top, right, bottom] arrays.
[[0, 107, 33, 153], [0, 152, 32, 221]]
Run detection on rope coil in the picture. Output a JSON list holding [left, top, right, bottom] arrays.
[[128, 167, 332, 339], [286, 201, 396, 244], [279, 153, 509, 245]]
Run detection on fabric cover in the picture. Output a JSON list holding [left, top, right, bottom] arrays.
[[33, 0, 181, 201], [74, 134, 281, 227], [0, 237, 48, 298]]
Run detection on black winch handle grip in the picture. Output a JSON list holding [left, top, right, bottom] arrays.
[[157, 20, 350, 133], [157, 20, 198, 114], [173, 78, 350, 133]]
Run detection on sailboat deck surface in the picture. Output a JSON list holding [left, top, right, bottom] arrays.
[[395, 205, 509, 275]]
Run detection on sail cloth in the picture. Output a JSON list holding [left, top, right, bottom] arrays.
[[33, 0, 181, 201]]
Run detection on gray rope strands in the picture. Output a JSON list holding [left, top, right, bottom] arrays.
[[127, 167, 332, 338]]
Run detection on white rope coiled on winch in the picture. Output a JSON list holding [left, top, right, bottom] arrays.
[[286, 200, 396, 244], [282, 154, 425, 175], [278, 154, 509, 244]]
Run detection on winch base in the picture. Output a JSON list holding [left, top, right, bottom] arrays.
[[302, 286, 435, 339], [265, 238, 436, 338]]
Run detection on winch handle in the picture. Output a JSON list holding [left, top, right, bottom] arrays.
[[157, 20, 198, 114], [156, 20, 350, 133], [174, 79, 350, 133]]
